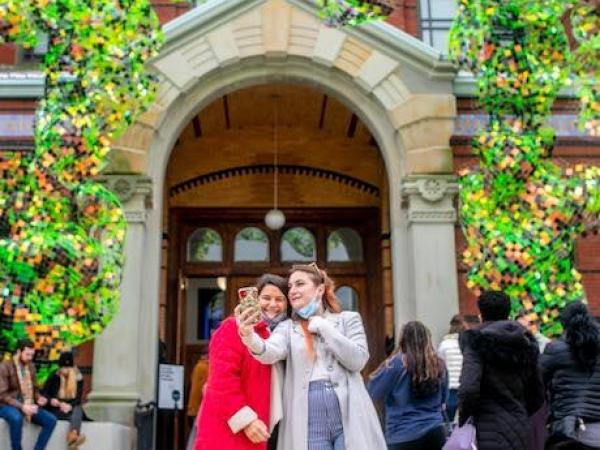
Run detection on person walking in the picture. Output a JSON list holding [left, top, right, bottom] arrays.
[[238, 262, 386, 450], [458, 290, 544, 450], [542, 301, 600, 450], [368, 321, 448, 450], [437, 314, 466, 423], [0, 339, 57, 450], [41, 350, 87, 449], [194, 274, 289, 450]]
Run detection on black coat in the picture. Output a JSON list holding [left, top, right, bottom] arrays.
[[41, 371, 85, 420], [458, 320, 545, 450], [541, 337, 600, 427]]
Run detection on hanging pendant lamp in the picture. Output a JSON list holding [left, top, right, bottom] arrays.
[[265, 94, 286, 230]]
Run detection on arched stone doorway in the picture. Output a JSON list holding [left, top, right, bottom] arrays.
[[86, 0, 460, 435], [162, 84, 393, 447]]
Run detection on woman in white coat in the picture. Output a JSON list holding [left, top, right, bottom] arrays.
[[237, 262, 386, 450]]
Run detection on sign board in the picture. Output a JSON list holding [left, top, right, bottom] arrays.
[[158, 364, 184, 410]]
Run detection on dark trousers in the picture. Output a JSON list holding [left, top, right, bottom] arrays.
[[46, 404, 83, 433], [68, 405, 83, 433], [388, 426, 446, 450], [267, 422, 280, 450], [0, 405, 57, 450], [546, 434, 598, 450]]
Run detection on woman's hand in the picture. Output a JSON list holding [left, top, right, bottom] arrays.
[[59, 402, 73, 414], [243, 418, 270, 443], [307, 316, 326, 334], [235, 305, 261, 337]]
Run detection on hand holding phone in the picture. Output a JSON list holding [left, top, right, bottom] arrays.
[[238, 287, 261, 325]]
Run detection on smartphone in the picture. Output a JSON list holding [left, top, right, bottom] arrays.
[[238, 286, 260, 324]]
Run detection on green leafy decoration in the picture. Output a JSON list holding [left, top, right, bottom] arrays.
[[450, 0, 599, 334], [316, 0, 391, 27], [0, 0, 163, 369]]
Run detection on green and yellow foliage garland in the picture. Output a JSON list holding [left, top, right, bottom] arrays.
[[450, 0, 599, 334], [0, 0, 162, 369]]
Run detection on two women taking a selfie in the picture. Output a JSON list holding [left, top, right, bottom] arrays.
[[194, 262, 386, 450]]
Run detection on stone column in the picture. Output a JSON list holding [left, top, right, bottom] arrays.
[[86, 175, 153, 426], [401, 175, 460, 344]]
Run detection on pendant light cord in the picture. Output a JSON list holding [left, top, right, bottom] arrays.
[[273, 95, 279, 210]]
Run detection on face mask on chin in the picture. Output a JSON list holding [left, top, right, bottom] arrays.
[[295, 297, 321, 320]]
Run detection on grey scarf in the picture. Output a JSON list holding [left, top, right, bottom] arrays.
[[263, 313, 287, 331]]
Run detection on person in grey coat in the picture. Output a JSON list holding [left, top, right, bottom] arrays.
[[237, 262, 387, 450]]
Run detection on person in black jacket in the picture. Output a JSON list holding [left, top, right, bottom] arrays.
[[542, 301, 600, 450], [41, 351, 86, 449], [458, 290, 545, 450]]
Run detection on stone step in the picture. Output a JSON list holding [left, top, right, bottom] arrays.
[[0, 419, 133, 450]]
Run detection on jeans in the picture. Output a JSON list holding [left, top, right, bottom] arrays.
[[446, 389, 459, 423], [0, 405, 57, 450], [308, 380, 346, 450]]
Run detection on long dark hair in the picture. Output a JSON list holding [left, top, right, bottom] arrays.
[[399, 321, 444, 398], [560, 301, 600, 371]]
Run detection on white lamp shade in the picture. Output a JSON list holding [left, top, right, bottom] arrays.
[[265, 209, 286, 230]]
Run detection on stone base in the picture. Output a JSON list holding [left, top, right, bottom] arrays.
[[85, 393, 138, 427], [0, 419, 133, 450]]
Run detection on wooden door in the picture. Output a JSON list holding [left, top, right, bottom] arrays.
[[164, 207, 384, 450]]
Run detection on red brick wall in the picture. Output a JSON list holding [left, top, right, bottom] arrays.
[[386, 0, 420, 37], [453, 98, 600, 316]]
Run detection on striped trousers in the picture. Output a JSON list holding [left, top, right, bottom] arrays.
[[308, 380, 346, 450]]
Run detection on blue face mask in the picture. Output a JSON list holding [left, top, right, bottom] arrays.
[[295, 297, 320, 320]]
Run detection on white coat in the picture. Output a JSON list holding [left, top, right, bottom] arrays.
[[243, 311, 387, 450]]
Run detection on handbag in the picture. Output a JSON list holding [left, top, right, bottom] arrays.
[[443, 417, 478, 450]]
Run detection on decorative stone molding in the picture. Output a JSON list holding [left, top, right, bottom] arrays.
[[123, 210, 148, 224], [96, 174, 152, 205], [401, 175, 459, 223], [96, 175, 153, 224]]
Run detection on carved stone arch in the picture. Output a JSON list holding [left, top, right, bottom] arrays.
[[112, 0, 457, 180]]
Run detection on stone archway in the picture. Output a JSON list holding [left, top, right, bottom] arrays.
[[87, 0, 460, 428]]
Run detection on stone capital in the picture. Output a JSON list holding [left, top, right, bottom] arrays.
[[401, 175, 459, 224], [96, 174, 153, 224]]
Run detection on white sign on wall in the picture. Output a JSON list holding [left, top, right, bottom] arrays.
[[158, 364, 184, 410]]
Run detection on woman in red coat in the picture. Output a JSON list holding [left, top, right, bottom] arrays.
[[195, 274, 289, 450]]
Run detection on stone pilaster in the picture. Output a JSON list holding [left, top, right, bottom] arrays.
[[86, 175, 153, 426], [401, 175, 460, 343]]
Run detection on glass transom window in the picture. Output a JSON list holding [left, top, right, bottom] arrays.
[[327, 228, 363, 262], [281, 227, 316, 262], [234, 227, 270, 262], [187, 228, 223, 262]]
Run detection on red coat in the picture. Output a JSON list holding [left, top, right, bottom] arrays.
[[195, 317, 272, 450]]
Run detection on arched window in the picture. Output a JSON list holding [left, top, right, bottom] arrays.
[[327, 228, 363, 262], [234, 227, 270, 262], [187, 228, 223, 262], [335, 286, 359, 312], [281, 227, 316, 262]]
